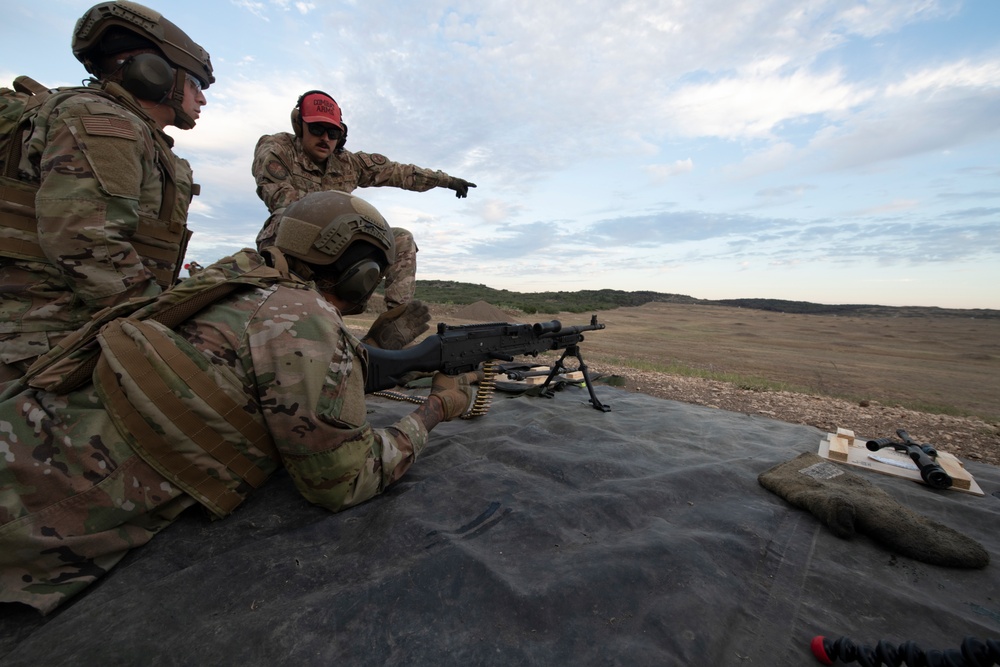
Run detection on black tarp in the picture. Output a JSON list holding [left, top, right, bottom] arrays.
[[2, 386, 998, 666]]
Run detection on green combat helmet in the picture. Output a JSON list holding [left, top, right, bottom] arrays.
[[271, 190, 396, 314], [72, 0, 214, 130]]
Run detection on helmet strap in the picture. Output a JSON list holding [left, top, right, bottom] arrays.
[[168, 67, 196, 130]]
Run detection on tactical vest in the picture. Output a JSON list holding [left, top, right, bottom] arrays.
[[0, 76, 194, 288], [21, 249, 327, 518]]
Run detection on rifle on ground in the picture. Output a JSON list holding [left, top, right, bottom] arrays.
[[866, 429, 953, 489], [363, 315, 610, 411]]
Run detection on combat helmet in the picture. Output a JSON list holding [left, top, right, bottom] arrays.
[[72, 1, 214, 129], [271, 190, 396, 313]]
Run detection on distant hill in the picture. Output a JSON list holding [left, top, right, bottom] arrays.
[[413, 280, 1000, 319]]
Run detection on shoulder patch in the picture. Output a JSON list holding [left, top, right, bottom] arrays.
[[81, 115, 137, 140], [266, 159, 289, 180], [370, 153, 388, 166]]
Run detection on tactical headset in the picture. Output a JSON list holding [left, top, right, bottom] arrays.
[[118, 52, 175, 101], [328, 244, 386, 307], [290, 90, 348, 153]]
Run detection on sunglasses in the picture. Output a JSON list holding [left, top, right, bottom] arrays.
[[307, 123, 342, 140], [184, 72, 203, 92]]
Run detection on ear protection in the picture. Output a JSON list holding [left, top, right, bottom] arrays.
[[119, 52, 175, 102], [290, 89, 348, 153], [334, 257, 383, 305]]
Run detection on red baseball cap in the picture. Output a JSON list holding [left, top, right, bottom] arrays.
[[299, 92, 343, 128]]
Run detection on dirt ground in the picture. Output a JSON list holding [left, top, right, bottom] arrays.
[[348, 298, 1000, 469], [582, 361, 1000, 468]]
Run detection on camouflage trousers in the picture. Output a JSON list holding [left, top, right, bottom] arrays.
[[0, 330, 69, 397], [383, 227, 417, 309], [0, 385, 195, 614]]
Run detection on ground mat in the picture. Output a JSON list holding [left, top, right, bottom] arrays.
[[1, 386, 997, 666]]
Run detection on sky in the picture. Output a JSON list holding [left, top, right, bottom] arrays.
[[3, 0, 1000, 309]]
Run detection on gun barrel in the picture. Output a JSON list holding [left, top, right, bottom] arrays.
[[532, 320, 561, 335]]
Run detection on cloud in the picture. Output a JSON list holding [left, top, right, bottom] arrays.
[[645, 159, 694, 183], [847, 199, 921, 216], [935, 189, 1000, 201], [586, 210, 787, 246], [727, 57, 1000, 177], [755, 184, 817, 200], [660, 67, 873, 140], [231, 0, 270, 21], [886, 60, 1000, 97], [474, 199, 525, 224], [834, 0, 960, 37], [460, 221, 572, 260], [938, 207, 1000, 220]]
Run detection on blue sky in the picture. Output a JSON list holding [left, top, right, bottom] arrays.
[[4, 0, 999, 308]]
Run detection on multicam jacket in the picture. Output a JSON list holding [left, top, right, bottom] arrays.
[[0, 80, 196, 373], [0, 250, 429, 614], [252, 131, 456, 212], [251, 132, 432, 308], [251, 132, 455, 246]]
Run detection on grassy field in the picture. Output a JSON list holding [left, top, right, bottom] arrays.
[[571, 302, 1000, 422], [347, 298, 999, 423]]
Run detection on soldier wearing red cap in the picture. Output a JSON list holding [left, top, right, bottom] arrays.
[[251, 90, 476, 312]]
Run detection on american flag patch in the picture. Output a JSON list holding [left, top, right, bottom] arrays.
[[81, 116, 137, 140]]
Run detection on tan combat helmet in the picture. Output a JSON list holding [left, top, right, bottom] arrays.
[[272, 190, 396, 312], [72, 1, 214, 129]]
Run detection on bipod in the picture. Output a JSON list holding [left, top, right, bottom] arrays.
[[538, 343, 610, 412]]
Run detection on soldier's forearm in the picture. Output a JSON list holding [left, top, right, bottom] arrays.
[[411, 395, 445, 433]]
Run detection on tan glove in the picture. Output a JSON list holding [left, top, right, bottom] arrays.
[[362, 300, 430, 350], [430, 371, 478, 421]]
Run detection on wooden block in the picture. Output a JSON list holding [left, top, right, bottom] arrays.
[[936, 451, 973, 491], [563, 371, 584, 381], [827, 431, 850, 462], [835, 427, 856, 446]]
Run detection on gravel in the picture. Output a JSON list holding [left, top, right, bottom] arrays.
[[587, 361, 1000, 469]]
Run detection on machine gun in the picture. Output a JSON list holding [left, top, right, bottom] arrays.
[[866, 429, 953, 489], [363, 315, 610, 412]]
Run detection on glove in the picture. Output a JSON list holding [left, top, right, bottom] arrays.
[[362, 300, 430, 350], [758, 452, 989, 569], [430, 371, 478, 421], [447, 177, 476, 198]]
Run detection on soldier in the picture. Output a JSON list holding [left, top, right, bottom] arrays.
[[0, 1, 213, 386], [251, 90, 476, 314], [0, 190, 479, 615]]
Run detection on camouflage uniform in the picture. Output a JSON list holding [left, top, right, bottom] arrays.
[[0, 81, 195, 379], [0, 249, 430, 614], [251, 132, 457, 308]]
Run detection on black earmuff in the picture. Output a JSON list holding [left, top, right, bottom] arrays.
[[334, 258, 383, 304], [119, 52, 174, 101], [335, 123, 348, 154]]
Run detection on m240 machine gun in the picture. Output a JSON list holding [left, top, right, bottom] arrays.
[[363, 316, 610, 412]]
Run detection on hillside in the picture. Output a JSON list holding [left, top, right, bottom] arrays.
[[413, 280, 1000, 319]]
